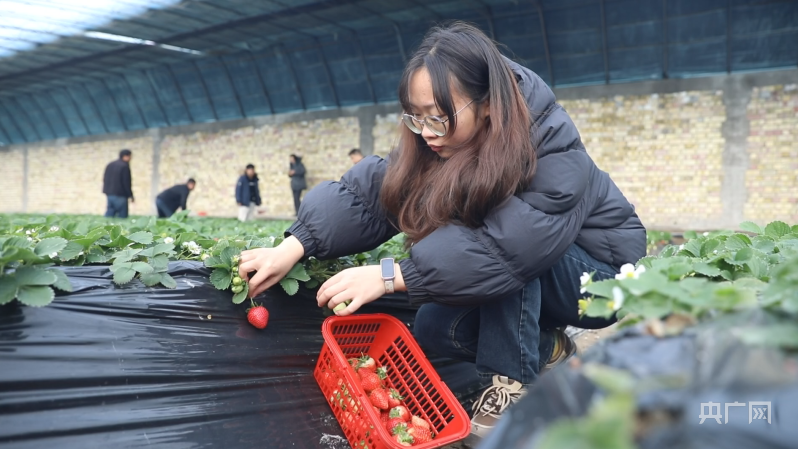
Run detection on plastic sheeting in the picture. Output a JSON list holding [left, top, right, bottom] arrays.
[[0, 262, 485, 449], [476, 318, 798, 449]]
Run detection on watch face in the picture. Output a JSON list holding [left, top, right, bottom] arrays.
[[380, 258, 395, 279]]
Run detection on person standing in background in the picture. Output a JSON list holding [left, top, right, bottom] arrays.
[[348, 148, 364, 165], [288, 154, 306, 215], [102, 149, 134, 218], [236, 164, 261, 222], [156, 178, 196, 218]]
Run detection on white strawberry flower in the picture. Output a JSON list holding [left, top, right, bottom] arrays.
[[615, 263, 645, 280], [25, 229, 32, 235], [200, 253, 210, 261], [164, 237, 174, 244], [579, 271, 592, 294], [78, 251, 84, 256], [703, 232, 709, 236], [610, 287, 625, 311], [678, 244, 685, 250], [50, 252, 58, 258], [50, 226, 59, 232], [27, 237, 33, 241]]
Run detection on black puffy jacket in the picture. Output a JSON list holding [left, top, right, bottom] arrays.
[[286, 59, 647, 306]]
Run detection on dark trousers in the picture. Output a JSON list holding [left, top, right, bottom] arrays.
[[292, 189, 302, 214], [155, 198, 174, 218], [104, 195, 129, 218], [413, 244, 617, 384]]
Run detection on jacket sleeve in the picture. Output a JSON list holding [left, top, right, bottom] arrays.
[[398, 150, 595, 306], [286, 155, 398, 258], [122, 165, 133, 200], [235, 178, 244, 204], [180, 187, 189, 210]]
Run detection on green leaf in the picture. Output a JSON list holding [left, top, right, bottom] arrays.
[[683, 239, 702, 258], [666, 262, 693, 280], [623, 272, 668, 296], [746, 256, 769, 280], [0, 276, 17, 305], [48, 268, 73, 292], [131, 262, 154, 274], [280, 278, 299, 295], [684, 231, 699, 240], [59, 242, 85, 261], [17, 285, 55, 307], [86, 249, 109, 264], [128, 231, 153, 245], [113, 267, 136, 285], [232, 283, 249, 304], [112, 248, 142, 264], [583, 298, 616, 319], [622, 293, 672, 319], [14, 266, 57, 286], [739, 221, 762, 235], [34, 237, 68, 256], [693, 262, 722, 277], [203, 255, 229, 269], [220, 246, 239, 265], [286, 263, 311, 282], [109, 262, 133, 273], [140, 272, 162, 287], [304, 279, 319, 289], [151, 243, 175, 255], [700, 239, 721, 257], [725, 234, 752, 251], [734, 247, 754, 263], [733, 277, 768, 291], [2, 236, 33, 249], [160, 273, 177, 289], [764, 221, 791, 238], [585, 279, 621, 299], [210, 268, 232, 290], [752, 236, 776, 253], [151, 254, 169, 271]]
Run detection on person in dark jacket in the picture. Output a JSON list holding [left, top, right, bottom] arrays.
[[237, 22, 646, 440], [236, 164, 261, 222], [102, 149, 134, 218], [156, 179, 195, 218], [288, 154, 306, 215]]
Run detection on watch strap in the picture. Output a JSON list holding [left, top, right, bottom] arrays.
[[384, 280, 395, 295]]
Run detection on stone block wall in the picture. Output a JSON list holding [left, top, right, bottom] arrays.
[[745, 85, 798, 224], [562, 91, 726, 230], [158, 117, 359, 217], [1, 70, 796, 230], [23, 137, 153, 216], [0, 148, 24, 212]]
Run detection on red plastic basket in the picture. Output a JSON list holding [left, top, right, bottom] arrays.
[[314, 313, 471, 449]]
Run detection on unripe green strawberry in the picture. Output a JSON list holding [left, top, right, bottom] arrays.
[[232, 285, 243, 294], [232, 276, 243, 286]]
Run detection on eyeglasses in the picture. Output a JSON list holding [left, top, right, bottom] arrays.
[[402, 100, 474, 137]]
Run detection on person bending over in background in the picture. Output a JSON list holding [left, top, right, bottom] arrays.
[[348, 148, 364, 165], [236, 164, 261, 222], [238, 22, 646, 443], [156, 178, 196, 218], [102, 149, 134, 218], [288, 154, 306, 215]]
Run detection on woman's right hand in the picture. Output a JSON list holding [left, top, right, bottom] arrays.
[[238, 235, 305, 298]]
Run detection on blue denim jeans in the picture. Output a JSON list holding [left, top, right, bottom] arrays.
[[413, 244, 618, 384], [156, 198, 174, 218], [104, 195, 129, 218]]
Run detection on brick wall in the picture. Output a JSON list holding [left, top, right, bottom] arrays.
[[745, 85, 798, 224], [158, 117, 358, 217], [1, 75, 796, 230], [24, 137, 153, 216], [0, 148, 24, 212], [562, 91, 726, 230]]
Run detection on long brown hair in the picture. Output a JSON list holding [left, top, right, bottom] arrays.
[[380, 22, 536, 245]]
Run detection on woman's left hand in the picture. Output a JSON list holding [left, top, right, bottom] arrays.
[[317, 266, 385, 316]]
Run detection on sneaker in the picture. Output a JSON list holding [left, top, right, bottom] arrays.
[[541, 328, 578, 373], [468, 375, 527, 440]]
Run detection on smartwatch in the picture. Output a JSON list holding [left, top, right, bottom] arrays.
[[380, 258, 395, 294]]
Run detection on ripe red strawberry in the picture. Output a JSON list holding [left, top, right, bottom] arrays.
[[358, 354, 376, 372], [380, 411, 390, 429], [373, 405, 381, 415], [388, 389, 404, 408], [411, 415, 430, 430], [389, 405, 410, 422], [394, 432, 414, 446], [408, 425, 433, 444], [359, 370, 383, 392], [322, 370, 338, 388], [348, 358, 359, 369], [368, 388, 390, 410], [247, 305, 269, 329], [388, 419, 407, 435]]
